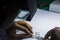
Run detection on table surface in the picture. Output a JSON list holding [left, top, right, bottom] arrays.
[[15, 9, 60, 38]]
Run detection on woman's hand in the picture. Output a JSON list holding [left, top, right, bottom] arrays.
[[6, 21, 33, 40]]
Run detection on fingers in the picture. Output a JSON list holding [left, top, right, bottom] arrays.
[[8, 21, 33, 36], [7, 34, 32, 40], [14, 22, 33, 36], [25, 23, 33, 33], [15, 21, 33, 34], [15, 21, 26, 26], [15, 21, 32, 29], [15, 34, 32, 39]]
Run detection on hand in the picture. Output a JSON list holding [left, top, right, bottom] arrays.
[[44, 27, 60, 40], [6, 21, 33, 40]]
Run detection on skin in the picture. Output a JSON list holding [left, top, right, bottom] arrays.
[[45, 27, 60, 40], [6, 21, 33, 40]]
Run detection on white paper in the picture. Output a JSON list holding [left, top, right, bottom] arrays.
[[16, 30, 26, 34], [18, 11, 29, 18], [15, 9, 60, 39]]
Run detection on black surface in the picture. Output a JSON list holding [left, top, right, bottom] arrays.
[[26, 0, 37, 21], [18, 0, 37, 21]]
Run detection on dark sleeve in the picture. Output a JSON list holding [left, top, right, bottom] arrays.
[[0, 0, 19, 30]]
